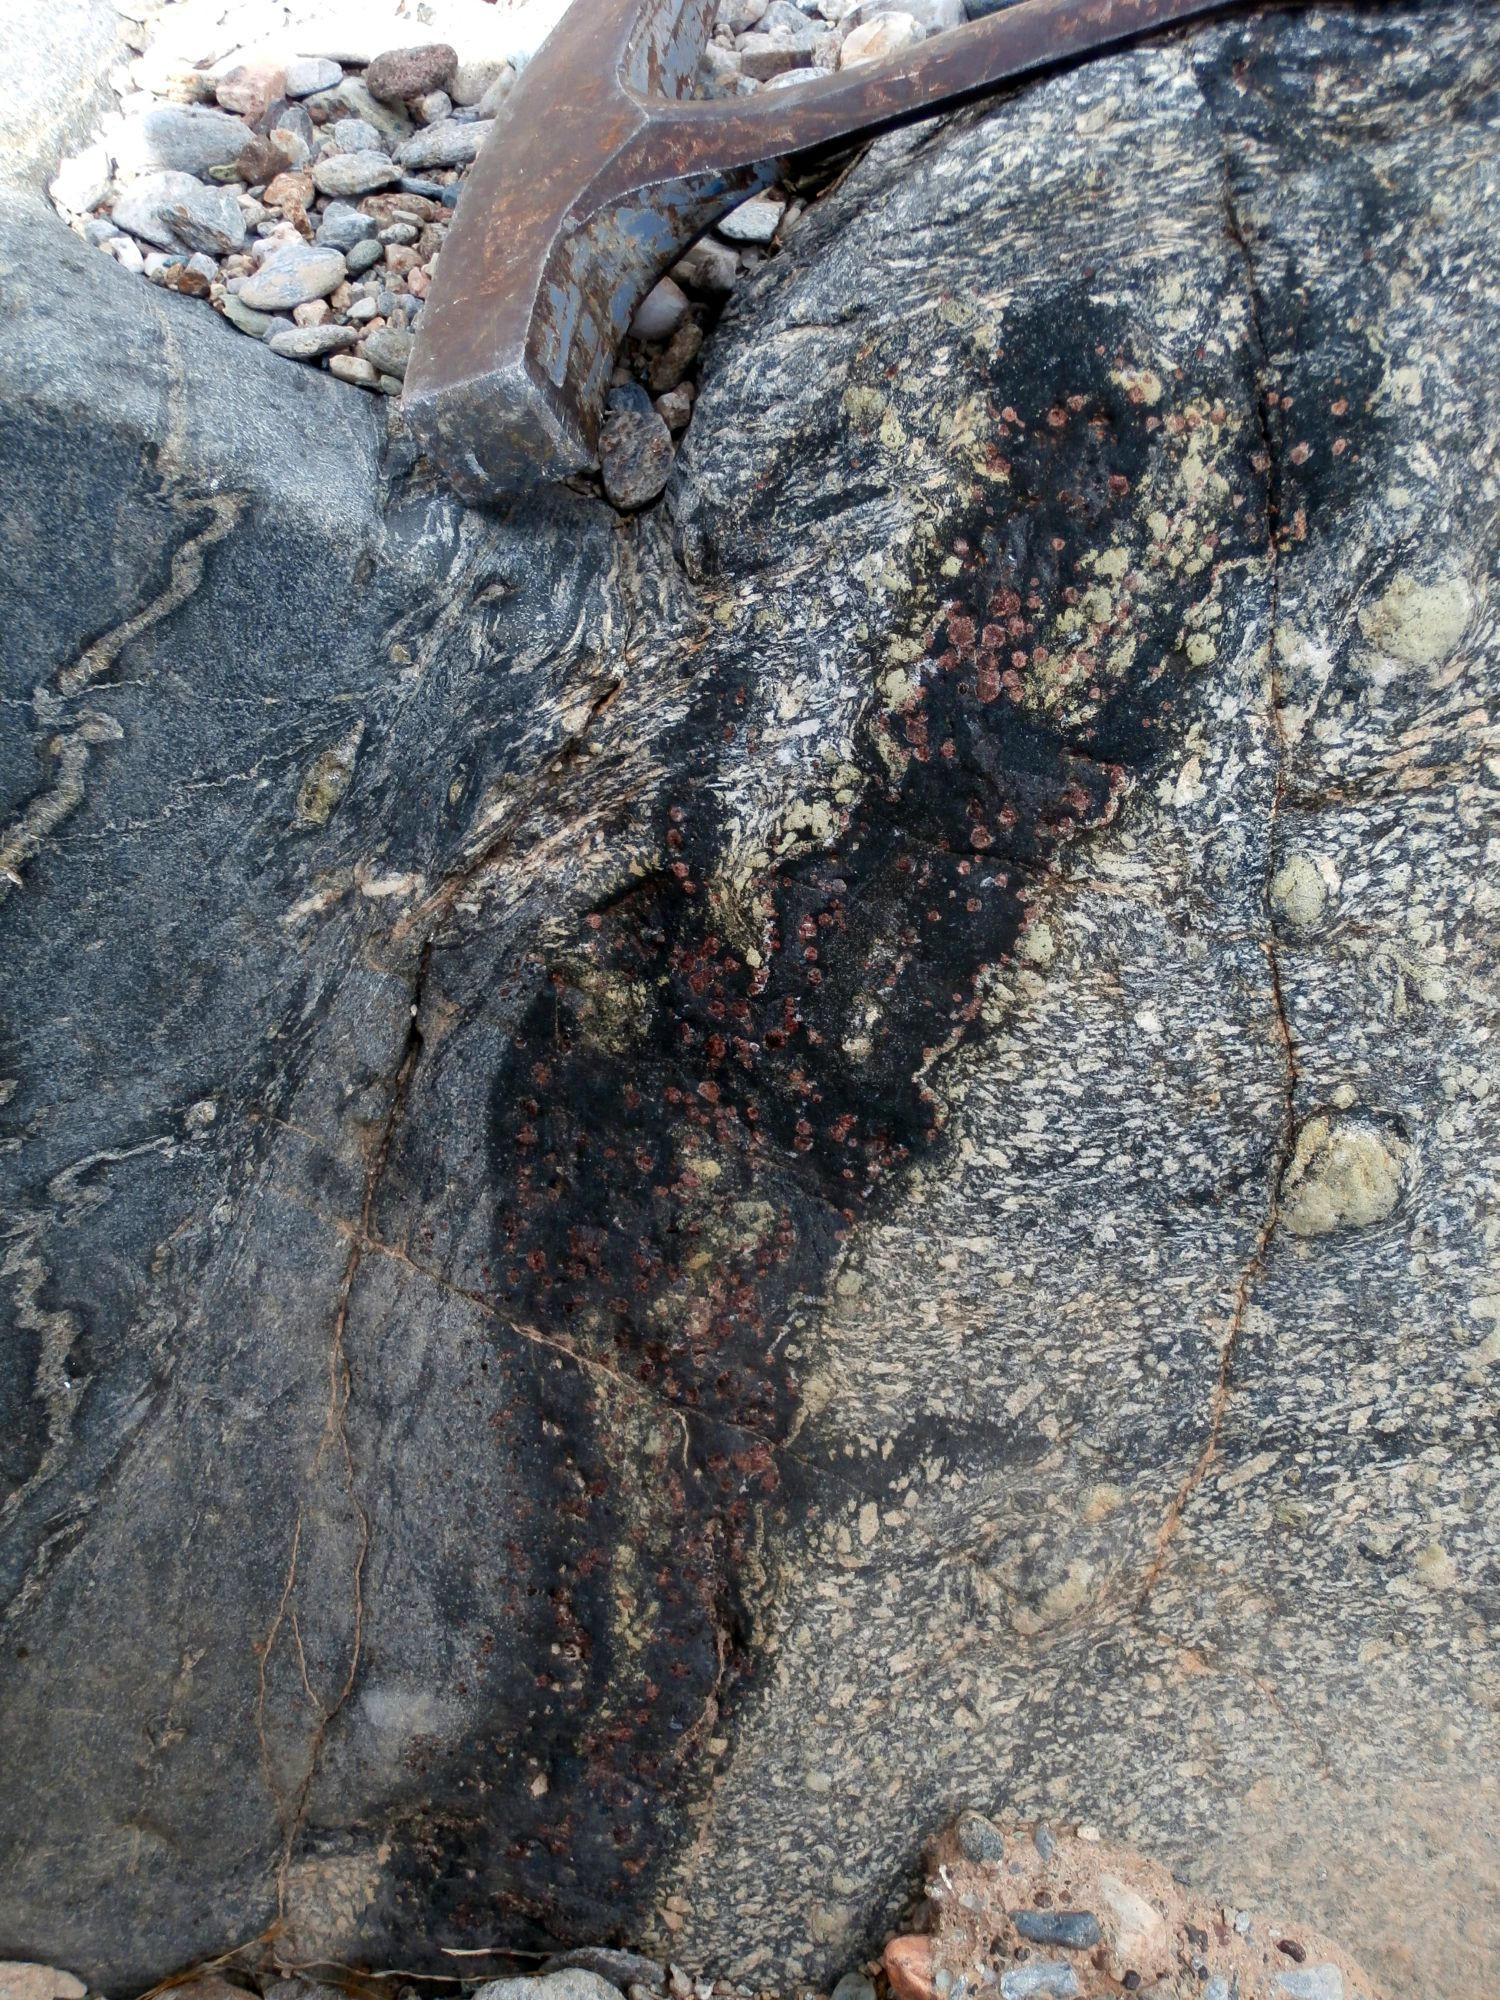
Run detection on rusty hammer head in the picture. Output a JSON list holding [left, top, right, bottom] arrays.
[[403, 0, 1282, 506]]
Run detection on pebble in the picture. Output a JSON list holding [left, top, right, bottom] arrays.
[[360, 326, 413, 376], [312, 149, 400, 196], [737, 36, 816, 78], [414, 89, 453, 124], [277, 102, 317, 152], [630, 275, 690, 341], [841, 11, 926, 61], [672, 237, 739, 293], [110, 169, 246, 253], [475, 1974, 633, 2000], [0, 1968, 87, 2000], [849, 0, 963, 26], [283, 56, 341, 97], [328, 353, 381, 385], [542, 1952, 665, 1993], [214, 62, 284, 124], [883, 1938, 936, 2000], [330, 116, 385, 153], [113, 104, 251, 178], [396, 118, 492, 169], [1276, 1973, 1344, 2000], [365, 43, 457, 103], [221, 295, 273, 337], [1034, 1822, 1057, 1861], [304, 78, 412, 145], [239, 240, 347, 309], [106, 234, 145, 270], [598, 408, 675, 507], [764, 63, 834, 86], [830, 1977, 875, 2000], [267, 323, 359, 359], [717, 193, 785, 242], [1012, 1912, 1102, 1950], [655, 385, 693, 431], [955, 1809, 1005, 1864], [999, 1970, 1080, 2000], [236, 135, 295, 185], [315, 201, 379, 249], [449, 56, 512, 107], [476, 68, 517, 117], [347, 237, 385, 274], [49, 142, 111, 214]]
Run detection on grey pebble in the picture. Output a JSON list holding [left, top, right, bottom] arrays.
[[956, 1808, 1005, 1864], [1011, 1912, 1101, 1951], [400, 175, 447, 199], [238, 241, 347, 310], [1034, 1822, 1057, 1861], [220, 295, 274, 336], [542, 1950, 664, 1993], [999, 1968, 1079, 2000], [50, 141, 112, 214], [266, 324, 360, 360], [1204, 1978, 1231, 2000], [360, 327, 413, 377], [83, 216, 118, 247], [303, 79, 411, 146], [283, 55, 342, 97], [111, 105, 250, 180], [830, 1978, 875, 2000], [315, 201, 380, 250], [109, 170, 242, 252], [396, 119, 493, 169], [474, 1973, 632, 2000], [330, 116, 385, 153], [598, 407, 675, 509], [311, 150, 400, 198], [716, 193, 786, 243], [273, 102, 316, 152], [1276, 1972, 1344, 2000], [346, 238, 385, 274], [607, 381, 655, 415]]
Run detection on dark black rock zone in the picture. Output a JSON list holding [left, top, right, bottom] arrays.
[[366, 297, 1265, 1948]]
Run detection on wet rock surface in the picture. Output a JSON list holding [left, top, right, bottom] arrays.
[[1, 4, 1497, 1999]]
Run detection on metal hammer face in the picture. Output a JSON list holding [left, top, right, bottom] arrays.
[[403, 0, 1277, 505]]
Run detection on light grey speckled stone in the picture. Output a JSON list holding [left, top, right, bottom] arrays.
[[311, 149, 399, 198], [237, 240, 346, 309]]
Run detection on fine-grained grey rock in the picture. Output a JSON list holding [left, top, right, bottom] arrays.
[[237, 241, 347, 310], [1, 6, 1497, 2000], [108, 170, 246, 254], [310, 149, 400, 199], [395, 117, 491, 169], [110, 103, 251, 178]]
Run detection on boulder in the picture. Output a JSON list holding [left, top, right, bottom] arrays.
[[0, 5, 1495, 2000]]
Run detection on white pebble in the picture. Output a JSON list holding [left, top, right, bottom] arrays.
[[630, 276, 690, 342]]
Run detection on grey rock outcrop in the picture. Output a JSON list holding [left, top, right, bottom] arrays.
[[1, 6, 1496, 2000]]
